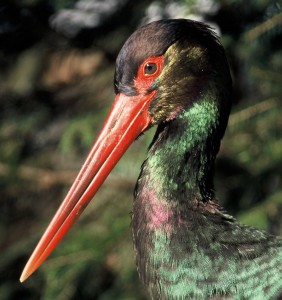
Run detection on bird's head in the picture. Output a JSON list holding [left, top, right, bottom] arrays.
[[115, 19, 231, 126], [20, 19, 232, 282]]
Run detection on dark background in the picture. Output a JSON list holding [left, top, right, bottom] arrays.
[[0, 0, 281, 299]]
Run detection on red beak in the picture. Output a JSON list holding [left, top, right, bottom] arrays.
[[20, 91, 156, 282]]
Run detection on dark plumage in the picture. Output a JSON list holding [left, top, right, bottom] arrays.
[[21, 19, 282, 299]]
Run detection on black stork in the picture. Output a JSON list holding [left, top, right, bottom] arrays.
[[21, 19, 282, 299]]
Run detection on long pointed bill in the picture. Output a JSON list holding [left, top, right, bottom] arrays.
[[20, 91, 156, 282]]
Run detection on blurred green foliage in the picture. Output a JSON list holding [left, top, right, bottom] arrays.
[[0, 0, 281, 299]]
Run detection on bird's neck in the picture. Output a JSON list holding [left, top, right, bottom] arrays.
[[137, 95, 222, 209], [132, 93, 227, 296]]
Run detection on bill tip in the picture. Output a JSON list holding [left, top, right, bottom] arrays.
[[19, 274, 27, 283]]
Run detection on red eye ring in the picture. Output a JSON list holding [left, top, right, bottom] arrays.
[[140, 56, 164, 77], [135, 56, 165, 93]]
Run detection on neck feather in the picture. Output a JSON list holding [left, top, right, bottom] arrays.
[[136, 95, 221, 208], [132, 93, 282, 299], [132, 93, 224, 295]]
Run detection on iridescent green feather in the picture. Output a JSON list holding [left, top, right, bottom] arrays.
[[133, 98, 282, 299]]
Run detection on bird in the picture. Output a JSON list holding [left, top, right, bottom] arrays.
[[20, 19, 282, 299]]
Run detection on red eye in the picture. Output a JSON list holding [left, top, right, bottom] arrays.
[[135, 56, 164, 93]]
